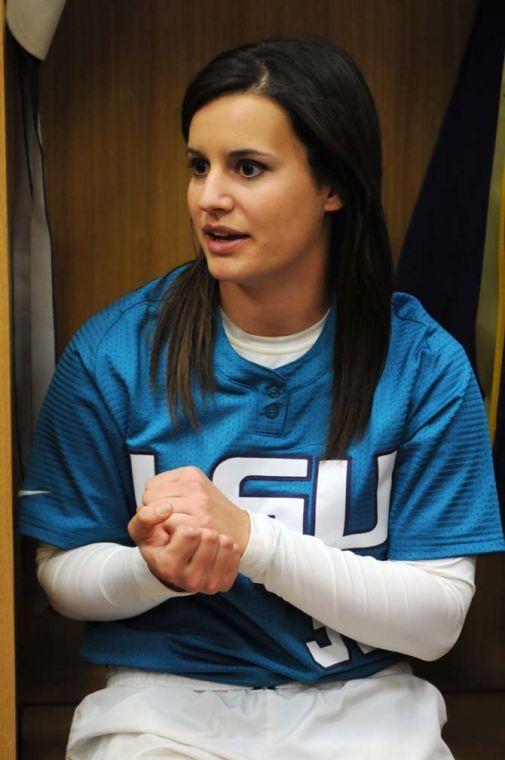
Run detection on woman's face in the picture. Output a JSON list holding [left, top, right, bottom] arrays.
[[186, 93, 341, 291]]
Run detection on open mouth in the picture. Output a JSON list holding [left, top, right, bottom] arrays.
[[204, 231, 251, 254], [206, 232, 249, 241]]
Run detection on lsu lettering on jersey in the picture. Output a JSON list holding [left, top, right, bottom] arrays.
[[17, 265, 505, 686]]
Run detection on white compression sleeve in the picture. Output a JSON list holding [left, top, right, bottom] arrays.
[[239, 511, 476, 661], [38, 530, 475, 664], [36, 542, 192, 622]]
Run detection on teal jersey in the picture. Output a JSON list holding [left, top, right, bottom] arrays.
[[17, 265, 505, 685]]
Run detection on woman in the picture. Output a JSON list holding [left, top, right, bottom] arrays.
[[18, 35, 504, 758]]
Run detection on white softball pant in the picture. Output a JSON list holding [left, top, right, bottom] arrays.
[[66, 662, 452, 759]]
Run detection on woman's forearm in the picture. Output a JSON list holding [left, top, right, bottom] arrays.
[[36, 541, 191, 621], [239, 511, 476, 661]]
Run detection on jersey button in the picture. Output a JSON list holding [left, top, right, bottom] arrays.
[[267, 385, 283, 398], [265, 403, 280, 418]]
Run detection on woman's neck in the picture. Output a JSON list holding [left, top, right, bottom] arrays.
[[219, 281, 331, 337]]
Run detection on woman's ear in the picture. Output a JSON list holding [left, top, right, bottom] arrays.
[[324, 188, 343, 212]]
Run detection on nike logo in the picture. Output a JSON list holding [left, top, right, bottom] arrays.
[[18, 490, 51, 496]]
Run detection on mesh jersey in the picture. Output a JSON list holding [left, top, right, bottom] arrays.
[[17, 265, 505, 686]]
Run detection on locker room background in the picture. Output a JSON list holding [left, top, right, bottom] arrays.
[[5, 0, 503, 757]]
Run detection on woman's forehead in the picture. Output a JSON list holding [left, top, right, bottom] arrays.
[[187, 93, 299, 155]]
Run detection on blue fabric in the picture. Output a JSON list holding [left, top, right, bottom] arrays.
[[17, 265, 505, 685]]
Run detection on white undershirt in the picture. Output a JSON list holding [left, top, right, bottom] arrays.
[[220, 308, 330, 368], [36, 310, 476, 662]]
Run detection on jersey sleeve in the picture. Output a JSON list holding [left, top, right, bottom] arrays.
[[17, 330, 135, 549], [387, 340, 505, 560]]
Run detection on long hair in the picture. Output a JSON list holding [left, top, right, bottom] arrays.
[[151, 35, 394, 457]]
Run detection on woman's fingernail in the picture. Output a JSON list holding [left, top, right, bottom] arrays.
[[155, 504, 171, 517]]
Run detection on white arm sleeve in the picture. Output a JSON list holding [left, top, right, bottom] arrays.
[[38, 520, 475, 664], [239, 511, 476, 661], [36, 542, 192, 622]]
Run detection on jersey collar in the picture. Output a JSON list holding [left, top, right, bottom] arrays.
[[213, 301, 336, 390]]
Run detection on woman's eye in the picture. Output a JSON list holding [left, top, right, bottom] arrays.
[[187, 158, 208, 176], [187, 157, 265, 178], [237, 160, 265, 178]]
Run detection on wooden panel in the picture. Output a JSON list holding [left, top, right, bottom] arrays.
[[0, 1, 16, 756], [336, 1, 480, 266], [21, 705, 75, 760], [444, 692, 505, 759], [17, 538, 106, 705], [38, 0, 478, 350]]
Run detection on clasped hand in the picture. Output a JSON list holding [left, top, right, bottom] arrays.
[[127, 466, 251, 594]]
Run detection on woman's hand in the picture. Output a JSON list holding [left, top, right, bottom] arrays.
[[141, 466, 251, 555], [127, 503, 242, 594]]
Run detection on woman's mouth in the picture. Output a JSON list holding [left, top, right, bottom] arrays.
[[204, 231, 250, 254]]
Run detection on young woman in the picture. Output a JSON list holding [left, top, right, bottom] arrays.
[[18, 35, 504, 759]]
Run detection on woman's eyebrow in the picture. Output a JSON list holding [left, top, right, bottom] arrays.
[[185, 147, 275, 159]]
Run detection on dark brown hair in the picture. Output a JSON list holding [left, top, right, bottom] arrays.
[[151, 35, 394, 457]]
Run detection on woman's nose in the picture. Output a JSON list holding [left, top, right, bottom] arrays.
[[197, 171, 234, 213]]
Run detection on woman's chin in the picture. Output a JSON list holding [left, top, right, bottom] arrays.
[[204, 255, 252, 284]]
